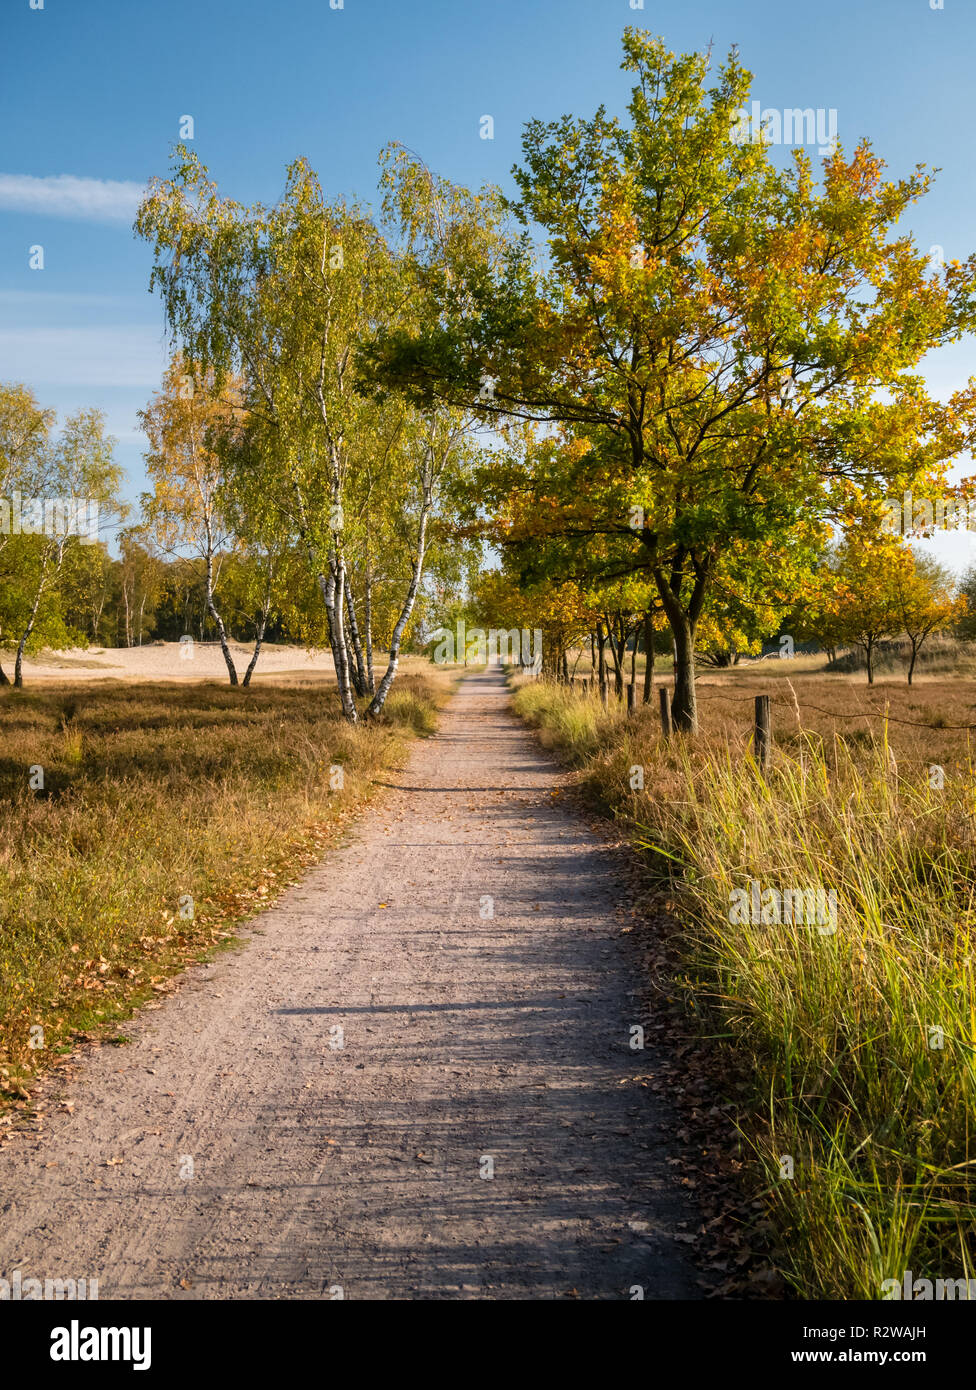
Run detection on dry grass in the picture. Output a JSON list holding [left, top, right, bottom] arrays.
[[554, 661, 976, 776], [512, 668, 976, 1300], [0, 664, 454, 1105]]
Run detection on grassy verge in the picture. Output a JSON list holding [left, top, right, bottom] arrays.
[[512, 674, 976, 1299], [0, 664, 453, 1107]]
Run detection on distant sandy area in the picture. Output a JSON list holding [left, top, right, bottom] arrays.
[[5, 642, 337, 684]]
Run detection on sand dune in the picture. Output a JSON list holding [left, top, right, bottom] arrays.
[[8, 641, 337, 683]]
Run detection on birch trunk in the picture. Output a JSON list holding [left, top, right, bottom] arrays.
[[364, 567, 375, 692], [365, 496, 431, 719], [344, 573, 368, 697], [15, 581, 45, 688], [291, 477, 358, 723], [323, 557, 358, 723], [205, 551, 238, 686], [92, 591, 106, 644], [363, 544, 375, 696], [243, 607, 269, 688]]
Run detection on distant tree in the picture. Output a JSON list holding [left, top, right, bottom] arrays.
[[824, 535, 912, 684], [0, 384, 55, 682], [140, 358, 243, 682], [1, 406, 121, 686], [892, 554, 960, 684], [955, 564, 976, 641], [116, 535, 166, 648], [58, 541, 117, 644], [469, 569, 596, 679]]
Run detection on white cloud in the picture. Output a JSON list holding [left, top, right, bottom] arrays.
[[0, 173, 145, 224]]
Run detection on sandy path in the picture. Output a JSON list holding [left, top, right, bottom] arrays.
[[0, 670, 698, 1300]]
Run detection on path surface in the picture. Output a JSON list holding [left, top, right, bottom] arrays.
[[0, 670, 698, 1300]]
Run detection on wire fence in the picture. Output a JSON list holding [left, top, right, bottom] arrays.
[[690, 688, 976, 731], [558, 671, 976, 733]]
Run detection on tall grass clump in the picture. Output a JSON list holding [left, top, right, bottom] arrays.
[[512, 674, 625, 762], [513, 676, 976, 1298]]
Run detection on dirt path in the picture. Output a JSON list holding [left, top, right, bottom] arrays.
[[0, 670, 699, 1300]]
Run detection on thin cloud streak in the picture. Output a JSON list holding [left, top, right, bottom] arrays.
[[0, 173, 145, 224]]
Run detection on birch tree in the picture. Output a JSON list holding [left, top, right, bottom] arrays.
[[0, 384, 54, 684], [140, 357, 244, 683], [136, 148, 479, 720], [1, 407, 120, 686]]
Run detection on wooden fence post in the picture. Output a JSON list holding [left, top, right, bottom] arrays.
[[755, 694, 771, 771], [659, 687, 672, 739], [627, 682, 636, 716]]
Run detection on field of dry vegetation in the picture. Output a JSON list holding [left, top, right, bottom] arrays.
[[513, 653, 976, 1300], [0, 660, 452, 1108]]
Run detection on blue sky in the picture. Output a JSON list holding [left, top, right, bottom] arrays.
[[2, 0, 976, 567]]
